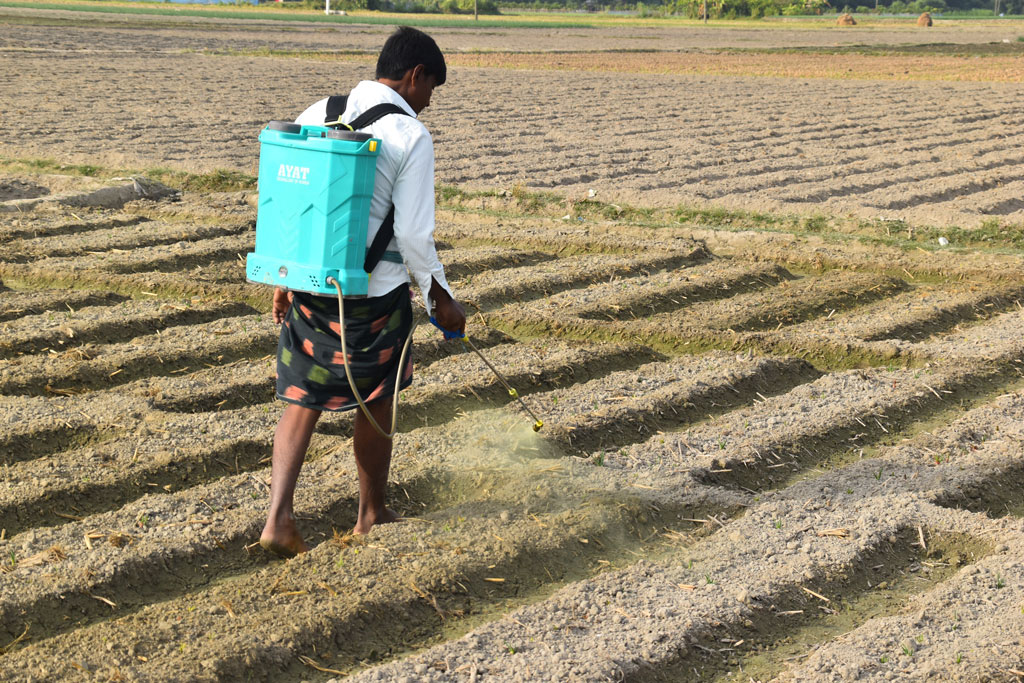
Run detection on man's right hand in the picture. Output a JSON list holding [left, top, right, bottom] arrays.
[[273, 287, 292, 324], [433, 296, 466, 336], [429, 278, 465, 335]]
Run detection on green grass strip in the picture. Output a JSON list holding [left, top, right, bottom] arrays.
[[0, 0, 595, 29], [435, 184, 1024, 255], [4, 155, 1022, 255], [0, 156, 256, 193]]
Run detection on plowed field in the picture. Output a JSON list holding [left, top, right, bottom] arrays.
[[2, 5, 1024, 683], [3, 6, 1024, 227]]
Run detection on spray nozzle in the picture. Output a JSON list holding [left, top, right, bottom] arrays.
[[533, 420, 543, 432], [508, 388, 518, 398]]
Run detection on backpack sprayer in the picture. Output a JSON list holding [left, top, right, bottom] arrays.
[[246, 119, 542, 437]]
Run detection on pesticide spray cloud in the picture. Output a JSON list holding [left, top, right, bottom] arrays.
[[418, 408, 592, 517], [449, 411, 563, 470]]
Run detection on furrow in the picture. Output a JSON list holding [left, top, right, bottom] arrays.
[[654, 271, 908, 334], [663, 532, 983, 682], [845, 283, 1024, 343], [0, 215, 149, 243], [596, 270, 908, 343], [774, 540, 1022, 683], [603, 368, 942, 491], [437, 219, 709, 260], [0, 260, 261, 305], [433, 245, 558, 282], [151, 337, 660, 439], [0, 438, 446, 646], [923, 177, 1024, 220], [539, 261, 793, 322], [494, 271, 910, 368], [0, 325, 512, 461], [345, 389, 1024, 681], [664, 156, 866, 193], [0, 300, 256, 359], [864, 172, 1024, 212], [739, 393, 1024, 681], [0, 288, 128, 323], [0, 220, 248, 264], [976, 189, 1024, 216], [0, 470, 286, 645], [0, 400, 664, 645], [393, 339, 663, 436], [937, 462, 1024, 520], [776, 147, 1024, 205], [899, 392, 1024, 520], [0, 313, 276, 397], [775, 281, 1024, 348], [29, 233, 253, 275], [463, 250, 704, 310], [0, 412, 277, 538], [146, 325, 515, 414], [534, 351, 820, 455], [912, 307, 1024, 363], [0, 408, 120, 466], [687, 158, 906, 201]]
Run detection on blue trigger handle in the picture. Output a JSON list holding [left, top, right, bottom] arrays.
[[430, 316, 465, 340]]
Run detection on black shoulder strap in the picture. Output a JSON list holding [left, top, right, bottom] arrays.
[[348, 103, 409, 131], [324, 95, 348, 128], [365, 206, 397, 274]]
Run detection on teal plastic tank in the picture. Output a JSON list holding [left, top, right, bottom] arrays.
[[246, 121, 381, 297]]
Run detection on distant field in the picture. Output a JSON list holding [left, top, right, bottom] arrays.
[[1, 0, 1023, 32], [3, 5, 1024, 227]]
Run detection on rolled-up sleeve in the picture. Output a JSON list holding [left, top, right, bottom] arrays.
[[391, 130, 452, 313]]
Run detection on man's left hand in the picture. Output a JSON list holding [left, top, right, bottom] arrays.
[[272, 287, 292, 324]]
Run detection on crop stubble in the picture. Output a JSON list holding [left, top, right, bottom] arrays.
[[2, 9, 1024, 683]]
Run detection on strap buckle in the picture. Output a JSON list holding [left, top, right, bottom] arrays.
[[325, 118, 354, 130]]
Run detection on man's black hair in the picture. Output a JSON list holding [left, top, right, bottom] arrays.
[[376, 26, 446, 86]]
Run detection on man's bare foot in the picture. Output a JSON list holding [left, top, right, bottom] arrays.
[[353, 507, 401, 535], [260, 517, 309, 558]]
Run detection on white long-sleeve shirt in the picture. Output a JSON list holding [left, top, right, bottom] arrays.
[[295, 81, 452, 313]]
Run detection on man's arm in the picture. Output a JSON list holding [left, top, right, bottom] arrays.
[[391, 128, 464, 330]]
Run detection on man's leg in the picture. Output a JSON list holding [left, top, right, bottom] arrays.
[[353, 397, 399, 534], [261, 403, 322, 557]]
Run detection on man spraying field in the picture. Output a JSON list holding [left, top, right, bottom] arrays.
[[259, 27, 466, 557]]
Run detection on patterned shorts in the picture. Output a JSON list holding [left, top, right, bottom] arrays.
[[275, 285, 413, 412]]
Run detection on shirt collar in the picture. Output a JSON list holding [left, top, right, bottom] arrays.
[[352, 80, 418, 119]]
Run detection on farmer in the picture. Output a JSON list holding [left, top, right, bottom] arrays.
[[260, 26, 466, 557]]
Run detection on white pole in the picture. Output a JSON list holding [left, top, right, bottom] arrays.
[[326, 0, 330, 14]]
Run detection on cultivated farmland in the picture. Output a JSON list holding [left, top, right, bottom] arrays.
[[1, 5, 1023, 682]]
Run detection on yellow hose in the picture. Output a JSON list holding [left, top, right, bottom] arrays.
[[327, 277, 415, 440]]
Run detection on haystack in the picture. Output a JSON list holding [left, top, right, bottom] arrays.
[[837, 13, 856, 25], [917, 11, 932, 25]]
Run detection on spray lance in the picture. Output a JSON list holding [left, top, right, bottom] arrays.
[[428, 317, 544, 433], [246, 120, 542, 438]]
